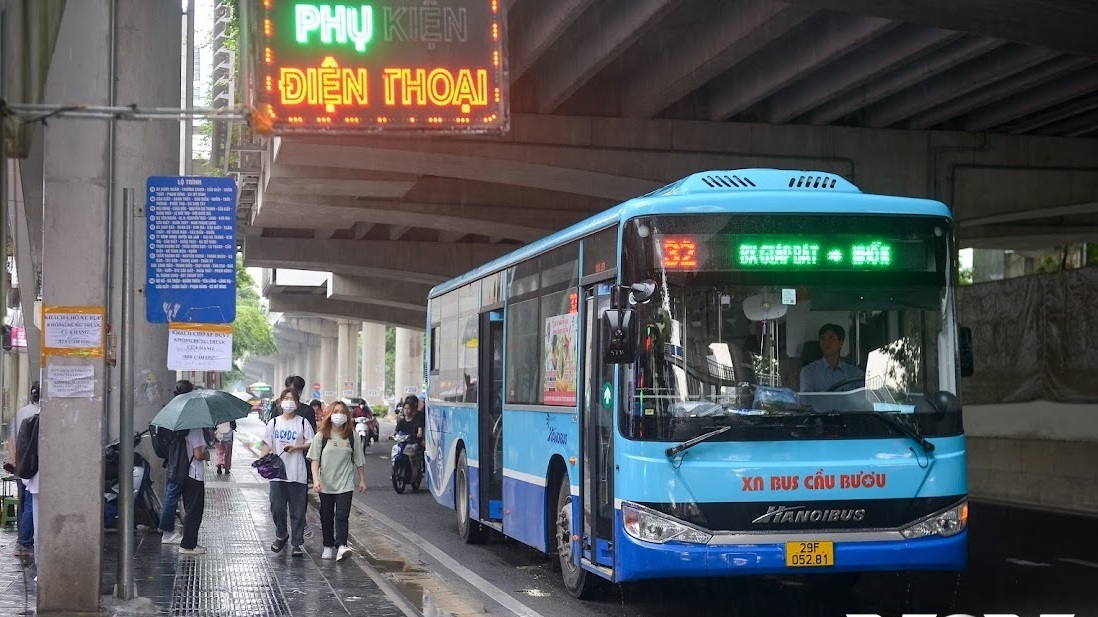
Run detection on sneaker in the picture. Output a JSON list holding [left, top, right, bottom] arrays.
[[321, 547, 335, 560], [179, 546, 206, 555], [336, 545, 352, 561], [290, 546, 303, 556], [161, 531, 182, 545]]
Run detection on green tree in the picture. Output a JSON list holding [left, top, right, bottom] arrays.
[[224, 257, 277, 383]]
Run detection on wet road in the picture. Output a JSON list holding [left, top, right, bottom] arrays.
[[241, 416, 1098, 617]]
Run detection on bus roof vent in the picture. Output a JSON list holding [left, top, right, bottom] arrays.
[[700, 173, 757, 189], [789, 174, 846, 190], [658, 169, 861, 195]]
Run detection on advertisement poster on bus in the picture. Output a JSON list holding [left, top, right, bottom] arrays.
[[543, 313, 578, 406]]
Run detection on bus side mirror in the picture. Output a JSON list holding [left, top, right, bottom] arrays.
[[601, 309, 637, 364], [959, 326, 974, 377], [629, 280, 658, 304]]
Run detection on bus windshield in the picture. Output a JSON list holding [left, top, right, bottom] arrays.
[[620, 213, 962, 443]]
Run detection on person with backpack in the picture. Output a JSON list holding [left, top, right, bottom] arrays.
[[175, 425, 211, 555], [157, 380, 193, 544], [5, 382, 40, 559], [261, 387, 314, 556], [307, 400, 366, 561]]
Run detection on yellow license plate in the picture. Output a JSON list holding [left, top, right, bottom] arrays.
[[785, 541, 834, 567]]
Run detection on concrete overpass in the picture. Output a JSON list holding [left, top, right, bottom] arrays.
[[240, 0, 1098, 323]]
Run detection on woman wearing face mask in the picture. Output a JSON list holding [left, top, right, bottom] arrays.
[[307, 400, 367, 561], [261, 388, 314, 556]]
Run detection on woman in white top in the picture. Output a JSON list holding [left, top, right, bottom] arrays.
[[261, 388, 314, 555]]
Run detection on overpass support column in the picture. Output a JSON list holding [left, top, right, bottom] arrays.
[[320, 334, 337, 399], [394, 328, 424, 398], [36, 0, 180, 610], [360, 322, 386, 406], [305, 338, 320, 398], [337, 320, 356, 398]]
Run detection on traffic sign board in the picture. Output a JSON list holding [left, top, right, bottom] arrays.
[[145, 176, 237, 323]]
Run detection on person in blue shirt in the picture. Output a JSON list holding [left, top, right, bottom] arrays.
[[799, 324, 864, 392]]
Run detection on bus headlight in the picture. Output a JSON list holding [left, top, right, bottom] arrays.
[[900, 500, 968, 539], [622, 503, 712, 544]]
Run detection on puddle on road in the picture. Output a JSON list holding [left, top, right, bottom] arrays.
[[347, 515, 483, 617]]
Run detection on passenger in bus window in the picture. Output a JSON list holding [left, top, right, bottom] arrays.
[[798, 324, 864, 392]]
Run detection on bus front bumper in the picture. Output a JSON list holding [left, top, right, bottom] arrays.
[[612, 528, 967, 582]]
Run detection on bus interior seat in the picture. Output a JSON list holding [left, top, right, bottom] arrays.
[[801, 340, 823, 366]]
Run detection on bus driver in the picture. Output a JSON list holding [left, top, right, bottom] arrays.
[[799, 323, 864, 392]]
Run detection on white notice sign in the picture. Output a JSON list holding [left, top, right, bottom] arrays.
[[43, 308, 105, 356], [47, 365, 95, 398], [167, 323, 233, 371]]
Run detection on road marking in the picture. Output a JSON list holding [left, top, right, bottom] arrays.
[[350, 501, 547, 617], [1005, 557, 1051, 567], [1057, 557, 1098, 569]]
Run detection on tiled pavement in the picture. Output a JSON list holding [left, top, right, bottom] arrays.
[[0, 430, 416, 616]]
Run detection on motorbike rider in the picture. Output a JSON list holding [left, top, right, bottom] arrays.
[[392, 401, 425, 474]]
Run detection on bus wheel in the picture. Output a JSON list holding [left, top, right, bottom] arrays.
[[456, 449, 488, 544], [555, 481, 609, 600]]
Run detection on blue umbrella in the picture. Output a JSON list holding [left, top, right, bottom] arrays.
[[150, 389, 252, 431]]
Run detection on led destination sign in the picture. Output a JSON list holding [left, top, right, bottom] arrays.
[[656, 235, 933, 273], [255, 0, 508, 134]]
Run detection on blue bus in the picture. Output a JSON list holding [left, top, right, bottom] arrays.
[[424, 169, 970, 598]]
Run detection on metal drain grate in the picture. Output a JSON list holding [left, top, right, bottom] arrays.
[[168, 488, 289, 616]]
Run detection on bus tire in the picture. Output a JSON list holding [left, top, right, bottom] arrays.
[[555, 481, 609, 600], [456, 449, 488, 544]]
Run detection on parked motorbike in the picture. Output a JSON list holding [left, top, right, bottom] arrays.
[[390, 432, 423, 494], [104, 431, 161, 529]]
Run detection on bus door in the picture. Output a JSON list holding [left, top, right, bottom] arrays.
[[478, 310, 505, 524], [581, 283, 615, 567]]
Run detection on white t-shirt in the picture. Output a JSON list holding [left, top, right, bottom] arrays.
[[186, 428, 207, 482], [264, 415, 314, 484]]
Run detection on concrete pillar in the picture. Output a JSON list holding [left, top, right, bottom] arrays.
[[39, 10, 113, 608], [35, 0, 179, 608], [320, 334, 337, 399], [114, 0, 178, 450], [394, 327, 424, 398], [337, 320, 356, 397], [305, 340, 320, 398], [360, 322, 386, 406]]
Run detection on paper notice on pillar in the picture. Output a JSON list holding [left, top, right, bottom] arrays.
[[42, 306, 105, 357], [167, 323, 233, 371], [47, 364, 96, 398]]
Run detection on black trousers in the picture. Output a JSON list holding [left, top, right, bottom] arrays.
[[319, 491, 353, 548], [181, 477, 205, 550]]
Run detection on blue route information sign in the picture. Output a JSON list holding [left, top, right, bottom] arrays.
[[146, 176, 237, 324]]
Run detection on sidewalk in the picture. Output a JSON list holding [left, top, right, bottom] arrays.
[[0, 428, 417, 616]]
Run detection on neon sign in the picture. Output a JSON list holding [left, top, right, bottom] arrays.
[[255, 0, 508, 134]]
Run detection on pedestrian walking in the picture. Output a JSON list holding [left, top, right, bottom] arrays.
[[307, 400, 366, 561], [159, 380, 193, 544], [262, 388, 314, 556], [179, 427, 211, 555], [214, 420, 236, 475]]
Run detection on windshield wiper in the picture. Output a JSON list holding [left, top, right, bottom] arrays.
[[866, 412, 935, 453], [665, 425, 732, 459]]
